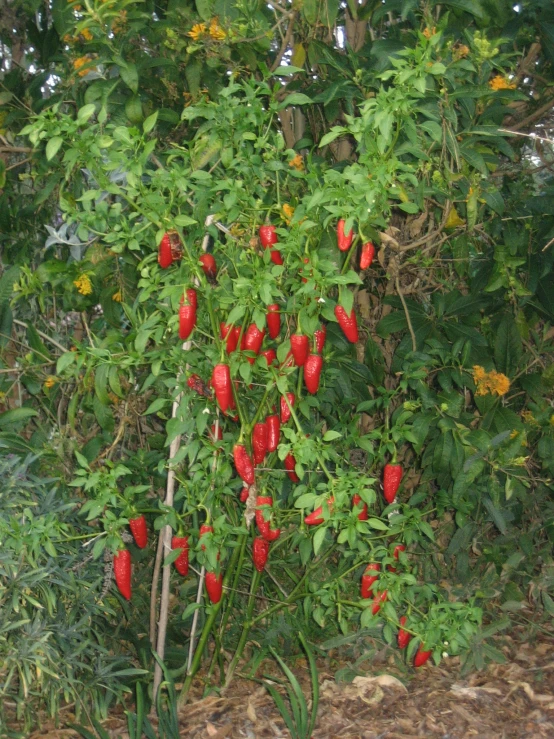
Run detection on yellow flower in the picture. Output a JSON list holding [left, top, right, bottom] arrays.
[[73, 55, 97, 77], [282, 203, 295, 224], [423, 26, 436, 39], [289, 153, 304, 171], [209, 18, 226, 41], [188, 23, 207, 41], [44, 376, 57, 389], [453, 44, 470, 60], [472, 365, 511, 397], [79, 27, 93, 41], [112, 290, 122, 302], [489, 76, 516, 91], [73, 274, 93, 295]]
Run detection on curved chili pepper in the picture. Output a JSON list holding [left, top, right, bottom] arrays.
[[253, 536, 269, 572], [414, 645, 432, 668], [360, 241, 375, 270], [233, 444, 255, 485], [361, 563, 380, 599], [114, 549, 132, 600], [387, 544, 406, 572], [266, 304, 281, 339], [266, 414, 280, 452], [284, 452, 300, 482], [255, 495, 281, 541], [304, 497, 334, 525], [258, 225, 283, 265], [129, 515, 148, 549], [205, 571, 223, 603], [291, 333, 309, 367], [334, 305, 359, 343], [352, 493, 368, 521], [212, 364, 232, 412], [171, 536, 189, 576], [314, 325, 327, 354], [199, 253, 217, 280], [397, 616, 411, 649], [242, 323, 265, 363], [252, 422, 269, 465], [280, 392, 295, 424], [383, 463, 403, 504], [304, 354, 323, 394], [371, 589, 388, 615], [337, 219, 354, 251], [179, 304, 196, 340]]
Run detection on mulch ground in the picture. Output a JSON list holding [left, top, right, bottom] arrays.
[[26, 629, 554, 739]]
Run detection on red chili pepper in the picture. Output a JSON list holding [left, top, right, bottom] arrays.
[[291, 333, 309, 367], [334, 305, 359, 343], [211, 364, 232, 412], [233, 444, 255, 485], [240, 485, 250, 503], [252, 422, 269, 465], [129, 514, 147, 549], [270, 249, 284, 265], [114, 549, 132, 600], [371, 589, 388, 615], [199, 253, 217, 280], [337, 219, 354, 251], [266, 304, 281, 339], [360, 241, 375, 270], [414, 645, 432, 668], [187, 373, 211, 398], [383, 463, 403, 504], [242, 323, 265, 363], [253, 536, 269, 572], [361, 563, 380, 599], [304, 354, 323, 394], [314, 325, 327, 354], [352, 493, 368, 521], [280, 392, 295, 424], [199, 524, 213, 551], [260, 349, 277, 366], [304, 497, 334, 526], [209, 423, 223, 441], [388, 544, 406, 572], [397, 616, 411, 649], [181, 288, 197, 311], [171, 536, 189, 576], [284, 452, 300, 482], [255, 495, 281, 541], [158, 230, 182, 268], [179, 304, 196, 340], [266, 414, 280, 452], [258, 225, 283, 265], [205, 571, 223, 603], [301, 257, 311, 283]]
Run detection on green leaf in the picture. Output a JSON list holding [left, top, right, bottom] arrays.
[[143, 111, 158, 134], [322, 430, 341, 441], [0, 408, 38, 428], [0, 301, 12, 348], [273, 65, 305, 76], [494, 314, 522, 378], [313, 526, 327, 555], [173, 215, 197, 227], [278, 93, 313, 109], [119, 62, 139, 93], [77, 103, 96, 124], [46, 136, 63, 161], [366, 518, 389, 531]]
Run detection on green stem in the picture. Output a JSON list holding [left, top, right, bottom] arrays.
[[286, 399, 334, 482], [224, 569, 261, 687], [340, 235, 360, 275]]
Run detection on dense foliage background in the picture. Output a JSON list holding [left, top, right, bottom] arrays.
[[1, 0, 554, 733]]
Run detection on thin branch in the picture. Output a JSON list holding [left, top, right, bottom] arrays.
[[499, 128, 554, 146], [503, 96, 554, 132], [12, 318, 67, 354], [395, 276, 417, 353], [270, 11, 297, 73], [5, 157, 31, 171]]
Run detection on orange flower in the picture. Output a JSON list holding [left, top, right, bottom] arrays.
[[423, 26, 436, 39], [489, 75, 516, 91], [282, 203, 295, 224], [209, 18, 226, 41], [453, 44, 470, 60], [188, 23, 207, 41], [112, 290, 123, 302], [44, 376, 58, 389], [472, 365, 511, 397], [73, 55, 97, 77], [289, 153, 304, 171]]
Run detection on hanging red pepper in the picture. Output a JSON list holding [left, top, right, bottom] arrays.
[[314, 325, 327, 354], [414, 645, 432, 668], [199, 523, 213, 550], [240, 485, 250, 503], [180, 288, 197, 311], [179, 304, 196, 340], [205, 571, 223, 603], [258, 225, 283, 265], [304, 354, 323, 394], [284, 452, 300, 482], [337, 219, 354, 251], [397, 616, 411, 649], [211, 364, 232, 413], [233, 444, 255, 485], [291, 333, 309, 367], [209, 423, 223, 442], [280, 392, 295, 423], [334, 305, 359, 343], [387, 544, 406, 572], [252, 422, 269, 465], [260, 349, 277, 366], [220, 323, 241, 354], [266, 414, 280, 452], [255, 496, 281, 541], [361, 563, 380, 599], [360, 241, 375, 270], [253, 537, 269, 572], [266, 304, 281, 339], [129, 514, 148, 549], [371, 589, 388, 615], [199, 253, 217, 280], [352, 493, 368, 521], [304, 497, 334, 526], [158, 230, 182, 268], [301, 257, 311, 283], [242, 323, 265, 363], [114, 549, 132, 600], [171, 536, 189, 576], [383, 463, 403, 504]]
